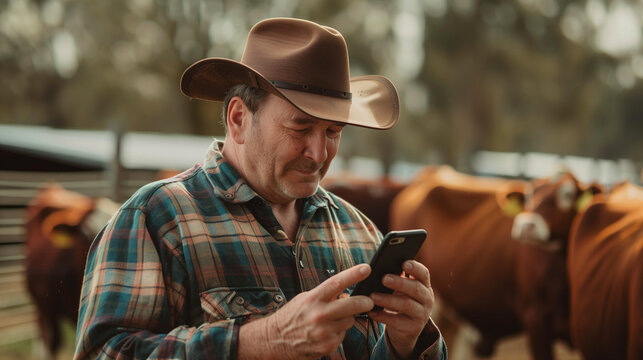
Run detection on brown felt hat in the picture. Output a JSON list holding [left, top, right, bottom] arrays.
[[180, 17, 399, 130]]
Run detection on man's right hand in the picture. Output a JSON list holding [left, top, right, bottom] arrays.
[[238, 264, 374, 359]]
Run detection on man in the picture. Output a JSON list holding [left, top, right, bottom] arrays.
[[74, 18, 446, 359]]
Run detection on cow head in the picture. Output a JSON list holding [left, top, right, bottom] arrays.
[[511, 171, 602, 250], [26, 185, 121, 256]]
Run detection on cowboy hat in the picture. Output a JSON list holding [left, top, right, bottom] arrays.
[[180, 17, 399, 130]]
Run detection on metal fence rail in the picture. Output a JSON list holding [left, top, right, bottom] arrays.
[[0, 169, 157, 350]]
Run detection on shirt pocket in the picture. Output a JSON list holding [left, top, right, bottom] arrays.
[[200, 287, 287, 323]]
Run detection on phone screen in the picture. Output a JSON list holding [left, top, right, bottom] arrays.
[[350, 229, 426, 297]]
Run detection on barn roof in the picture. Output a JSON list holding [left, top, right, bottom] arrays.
[[0, 124, 215, 171]]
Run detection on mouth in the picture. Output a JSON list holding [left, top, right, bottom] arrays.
[[292, 168, 321, 180], [290, 161, 324, 177]]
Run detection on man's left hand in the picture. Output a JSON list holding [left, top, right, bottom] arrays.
[[367, 260, 434, 359]]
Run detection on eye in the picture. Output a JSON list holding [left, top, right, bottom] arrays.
[[289, 127, 310, 135], [326, 126, 344, 138]]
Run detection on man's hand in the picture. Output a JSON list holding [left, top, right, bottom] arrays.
[[367, 260, 434, 359], [238, 264, 374, 360]]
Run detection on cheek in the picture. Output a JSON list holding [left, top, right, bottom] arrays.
[[327, 140, 340, 160]]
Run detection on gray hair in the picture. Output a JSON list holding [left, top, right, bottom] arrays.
[[221, 84, 269, 131]]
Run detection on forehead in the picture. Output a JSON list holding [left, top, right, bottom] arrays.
[[260, 94, 345, 127], [528, 175, 578, 204]]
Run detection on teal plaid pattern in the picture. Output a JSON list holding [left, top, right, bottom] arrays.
[[74, 140, 445, 360]]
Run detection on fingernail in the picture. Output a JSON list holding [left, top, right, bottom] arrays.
[[404, 261, 413, 271], [360, 265, 369, 275], [383, 275, 395, 285], [371, 293, 381, 302]]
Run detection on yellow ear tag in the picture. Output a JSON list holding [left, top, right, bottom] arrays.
[[575, 191, 594, 212], [503, 197, 523, 217], [51, 230, 74, 249]]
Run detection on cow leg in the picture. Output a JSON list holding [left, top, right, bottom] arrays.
[[523, 306, 554, 360], [35, 308, 61, 360], [431, 297, 487, 359], [36, 324, 60, 360], [473, 335, 498, 357], [447, 325, 481, 360]]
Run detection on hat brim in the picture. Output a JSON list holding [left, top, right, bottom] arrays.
[[180, 58, 399, 130]]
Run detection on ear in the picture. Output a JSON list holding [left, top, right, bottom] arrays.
[[226, 96, 253, 144], [575, 183, 603, 212], [502, 191, 525, 217], [586, 183, 604, 195]]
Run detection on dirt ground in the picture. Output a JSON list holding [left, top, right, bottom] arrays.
[[489, 336, 581, 360]]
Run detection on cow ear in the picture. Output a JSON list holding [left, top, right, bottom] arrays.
[[502, 191, 524, 217], [575, 184, 602, 212], [51, 227, 75, 249], [586, 183, 604, 195]]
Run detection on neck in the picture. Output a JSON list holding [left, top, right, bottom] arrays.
[[271, 199, 303, 241], [223, 139, 303, 240]]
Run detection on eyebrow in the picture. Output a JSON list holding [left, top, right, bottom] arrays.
[[290, 118, 316, 126], [289, 118, 345, 128]]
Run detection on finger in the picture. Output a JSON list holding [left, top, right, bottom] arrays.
[[314, 264, 371, 300], [370, 292, 424, 318], [310, 317, 357, 342], [368, 307, 411, 326], [402, 260, 430, 287], [323, 294, 374, 319], [381, 274, 431, 305]]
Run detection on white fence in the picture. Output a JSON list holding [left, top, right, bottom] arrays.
[[329, 151, 641, 186]]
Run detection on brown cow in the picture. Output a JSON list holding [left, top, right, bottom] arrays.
[[321, 174, 407, 234], [390, 166, 534, 357], [509, 170, 603, 359], [24, 184, 119, 358], [567, 181, 643, 360]]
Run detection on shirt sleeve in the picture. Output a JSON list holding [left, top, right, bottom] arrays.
[[371, 318, 447, 360], [73, 205, 237, 359]]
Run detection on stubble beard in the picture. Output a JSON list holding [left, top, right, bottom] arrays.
[[280, 159, 327, 199]]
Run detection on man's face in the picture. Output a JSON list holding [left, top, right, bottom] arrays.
[[242, 94, 344, 204]]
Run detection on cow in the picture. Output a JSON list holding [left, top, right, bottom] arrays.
[[390, 165, 535, 358], [566, 181, 643, 360], [508, 170, 603, 359], [24, 184, 119, 359], [321, 174, 407, 234]]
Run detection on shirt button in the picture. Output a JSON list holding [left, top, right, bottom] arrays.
[[234, 296, 245, 305], [299, 260, 304, 268], [224, 193, 233, 199], [276, 230, 287, 239], [274, 294, 284, 303]]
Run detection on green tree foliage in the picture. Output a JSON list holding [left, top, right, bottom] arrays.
[[1, 0, 641, 169]]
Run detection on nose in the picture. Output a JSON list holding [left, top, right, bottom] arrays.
[[511, 212, 551, 243], [303, 130, 328, 164]]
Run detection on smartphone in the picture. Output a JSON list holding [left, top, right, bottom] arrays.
[[351, 229, 427, 298]]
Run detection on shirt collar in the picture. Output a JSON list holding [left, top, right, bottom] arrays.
[[201, 140, 336, 209]]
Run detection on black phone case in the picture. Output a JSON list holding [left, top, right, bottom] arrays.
[[351, 229, 426, 297]]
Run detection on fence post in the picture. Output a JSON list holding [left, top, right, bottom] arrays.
[[107, 119, 124, 202]]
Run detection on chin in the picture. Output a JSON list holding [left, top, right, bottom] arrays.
[[283, 183, 319, 199]]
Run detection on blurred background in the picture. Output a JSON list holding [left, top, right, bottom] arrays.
[[1, 0, 642, 358], [2, 0, 642, 176]]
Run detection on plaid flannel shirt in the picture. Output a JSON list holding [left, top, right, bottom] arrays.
[[74, 140, 446, 360]]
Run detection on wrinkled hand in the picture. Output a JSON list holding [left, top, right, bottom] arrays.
[[264, 264, 375, 359], [367, 260, 434, 359]]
